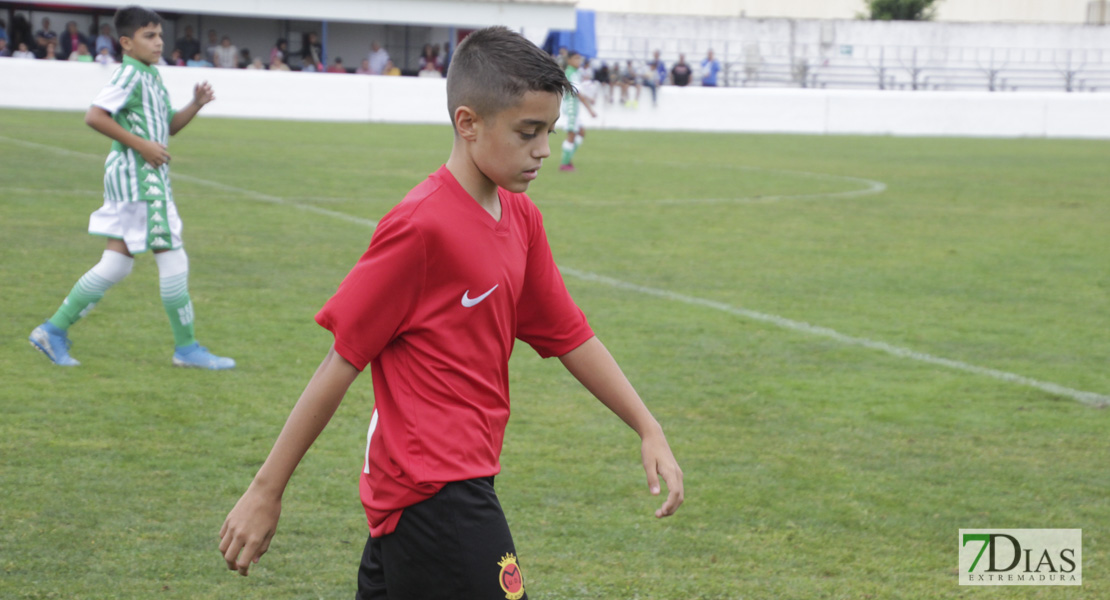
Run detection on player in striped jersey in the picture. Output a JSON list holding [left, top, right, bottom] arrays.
[[558, 51, 597, 172], [29, 5, 234, 370]]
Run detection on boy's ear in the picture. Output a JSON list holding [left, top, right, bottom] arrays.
[[119, 36, 133, 52], [454, 105, 480, 142]]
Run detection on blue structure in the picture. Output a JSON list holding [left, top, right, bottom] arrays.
[[542, 9, 596, 58]]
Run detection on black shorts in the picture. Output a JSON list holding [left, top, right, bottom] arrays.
[[356, 477, 527, 600]]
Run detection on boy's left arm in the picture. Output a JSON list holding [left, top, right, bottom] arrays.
[[170, 81, 215, 136], [559, 336, 684, 518]]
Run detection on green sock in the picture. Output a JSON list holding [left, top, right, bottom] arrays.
[[561, 140, 576, 165], [160, 270, 196, 347], [48, 271, 113, 330], [48, 249, 134, 329]]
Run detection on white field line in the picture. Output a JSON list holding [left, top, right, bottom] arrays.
[[5, 187, 102, 197], [0, 136, 380, 229], [558, 268, 1109, 408], [5, 135, 1106, 407], [567, 167, 888, 207]]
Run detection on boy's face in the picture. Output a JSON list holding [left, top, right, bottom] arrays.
[[471, 91, 559, 193], [568, 54, 583, 68], [121, 23, 164, 65]]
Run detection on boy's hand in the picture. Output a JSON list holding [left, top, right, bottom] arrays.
[[136, 139, 171, 167], [218, 488, 282, 576], [642, 432, 684, 518], [193, 81, 215, 107]]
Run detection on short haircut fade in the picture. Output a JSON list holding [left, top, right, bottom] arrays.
[[114, 5, 162, 40], [446, 26, 574, 125]]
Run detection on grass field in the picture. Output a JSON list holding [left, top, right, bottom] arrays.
[[1, 107, 1108, 599]]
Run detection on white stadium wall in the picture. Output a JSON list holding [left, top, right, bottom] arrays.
[[3, 59, 1110, 138]]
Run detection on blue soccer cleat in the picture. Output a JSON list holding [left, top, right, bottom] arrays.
[[29, 322, 80, 366], [172, 342, 236, 370]]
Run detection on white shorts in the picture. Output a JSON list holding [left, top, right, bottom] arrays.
[[88, 198, 183, 254]]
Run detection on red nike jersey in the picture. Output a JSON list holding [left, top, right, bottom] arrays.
[[316, 166, 594, 536]]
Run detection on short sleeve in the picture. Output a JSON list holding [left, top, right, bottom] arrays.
[[516, 213, 593, 358], [316, 216, 426, 370], [92, 66, 139, 114]]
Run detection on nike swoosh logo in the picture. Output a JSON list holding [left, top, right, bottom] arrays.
[[461, 284, 499, 308]]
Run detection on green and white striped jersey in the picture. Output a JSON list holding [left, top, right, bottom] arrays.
[[93, 55, 176, 204], [561, 65, 581, 117]]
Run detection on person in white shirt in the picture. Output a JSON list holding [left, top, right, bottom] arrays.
[[13, 41, 36, 59], [213, 36, 238, 68], [367, 40, 389, 75]]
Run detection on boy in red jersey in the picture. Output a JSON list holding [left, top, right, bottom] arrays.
[[219, 26, 683, 599]]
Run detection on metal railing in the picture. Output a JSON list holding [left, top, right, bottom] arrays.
[[595, 35, 1110, 92]]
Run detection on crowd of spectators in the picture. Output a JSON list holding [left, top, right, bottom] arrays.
[[556, 47, 726, 108], [0, 15, 120, 63], [0, 13, 448, 78]]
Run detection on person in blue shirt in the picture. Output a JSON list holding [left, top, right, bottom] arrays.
[[642, 49, 667, 105], [701, 49, 721, 87]]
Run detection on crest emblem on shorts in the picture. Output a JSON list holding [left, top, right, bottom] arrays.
[[497, 553, 525, 600]]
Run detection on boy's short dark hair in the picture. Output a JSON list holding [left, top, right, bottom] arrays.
[[446, 26, 573, 125], [114, 5, 162, 40]]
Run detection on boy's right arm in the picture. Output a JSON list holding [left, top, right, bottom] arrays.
[[218, 345, 360, 576], [84, 106, 172, 167]]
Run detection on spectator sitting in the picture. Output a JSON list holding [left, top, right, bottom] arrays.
[[326, 56, 347, 73], [578, 59, 601, 106], [42, 40, 60, 61], [34, 17, 56, 58], [269, 38, 286, 66], [186, 51, 212, 68], [213, 36, 238, 68], [618, 60, 641, 107], [13, 41, 35, 59], [0, 39, 10, 57], [175, 25, 199, 65], [648, 50, 667, 86], [355, 58, 372, 74], [366, 40, 388, 74], [671, 53, 692, 87], [246, 57, 265, 70], [301, 57, 321, 72], [269, 54, 290, 71], [95, 46, 114, 64], [95, 24, 116, 60], [69, 42, 93, 62], [641, 52, 666, 106], [238, 47, 252, 69], [594, 61, 611, 102], [0, 18, 7, 43], [383, 58, 400, 76], [418, 43, 441, 75], [169, 48, 185, 66], [60, 21, 90, 59], [701, 49, 721, 87]]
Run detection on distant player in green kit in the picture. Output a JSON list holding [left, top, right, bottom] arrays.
[[28, 5, 234, 370], [559, 51, 597, 172]]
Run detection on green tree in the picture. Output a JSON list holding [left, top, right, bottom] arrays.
[[864, 0, 940, 20]]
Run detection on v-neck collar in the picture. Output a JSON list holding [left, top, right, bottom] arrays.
[[437, 165, 510, 232]]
